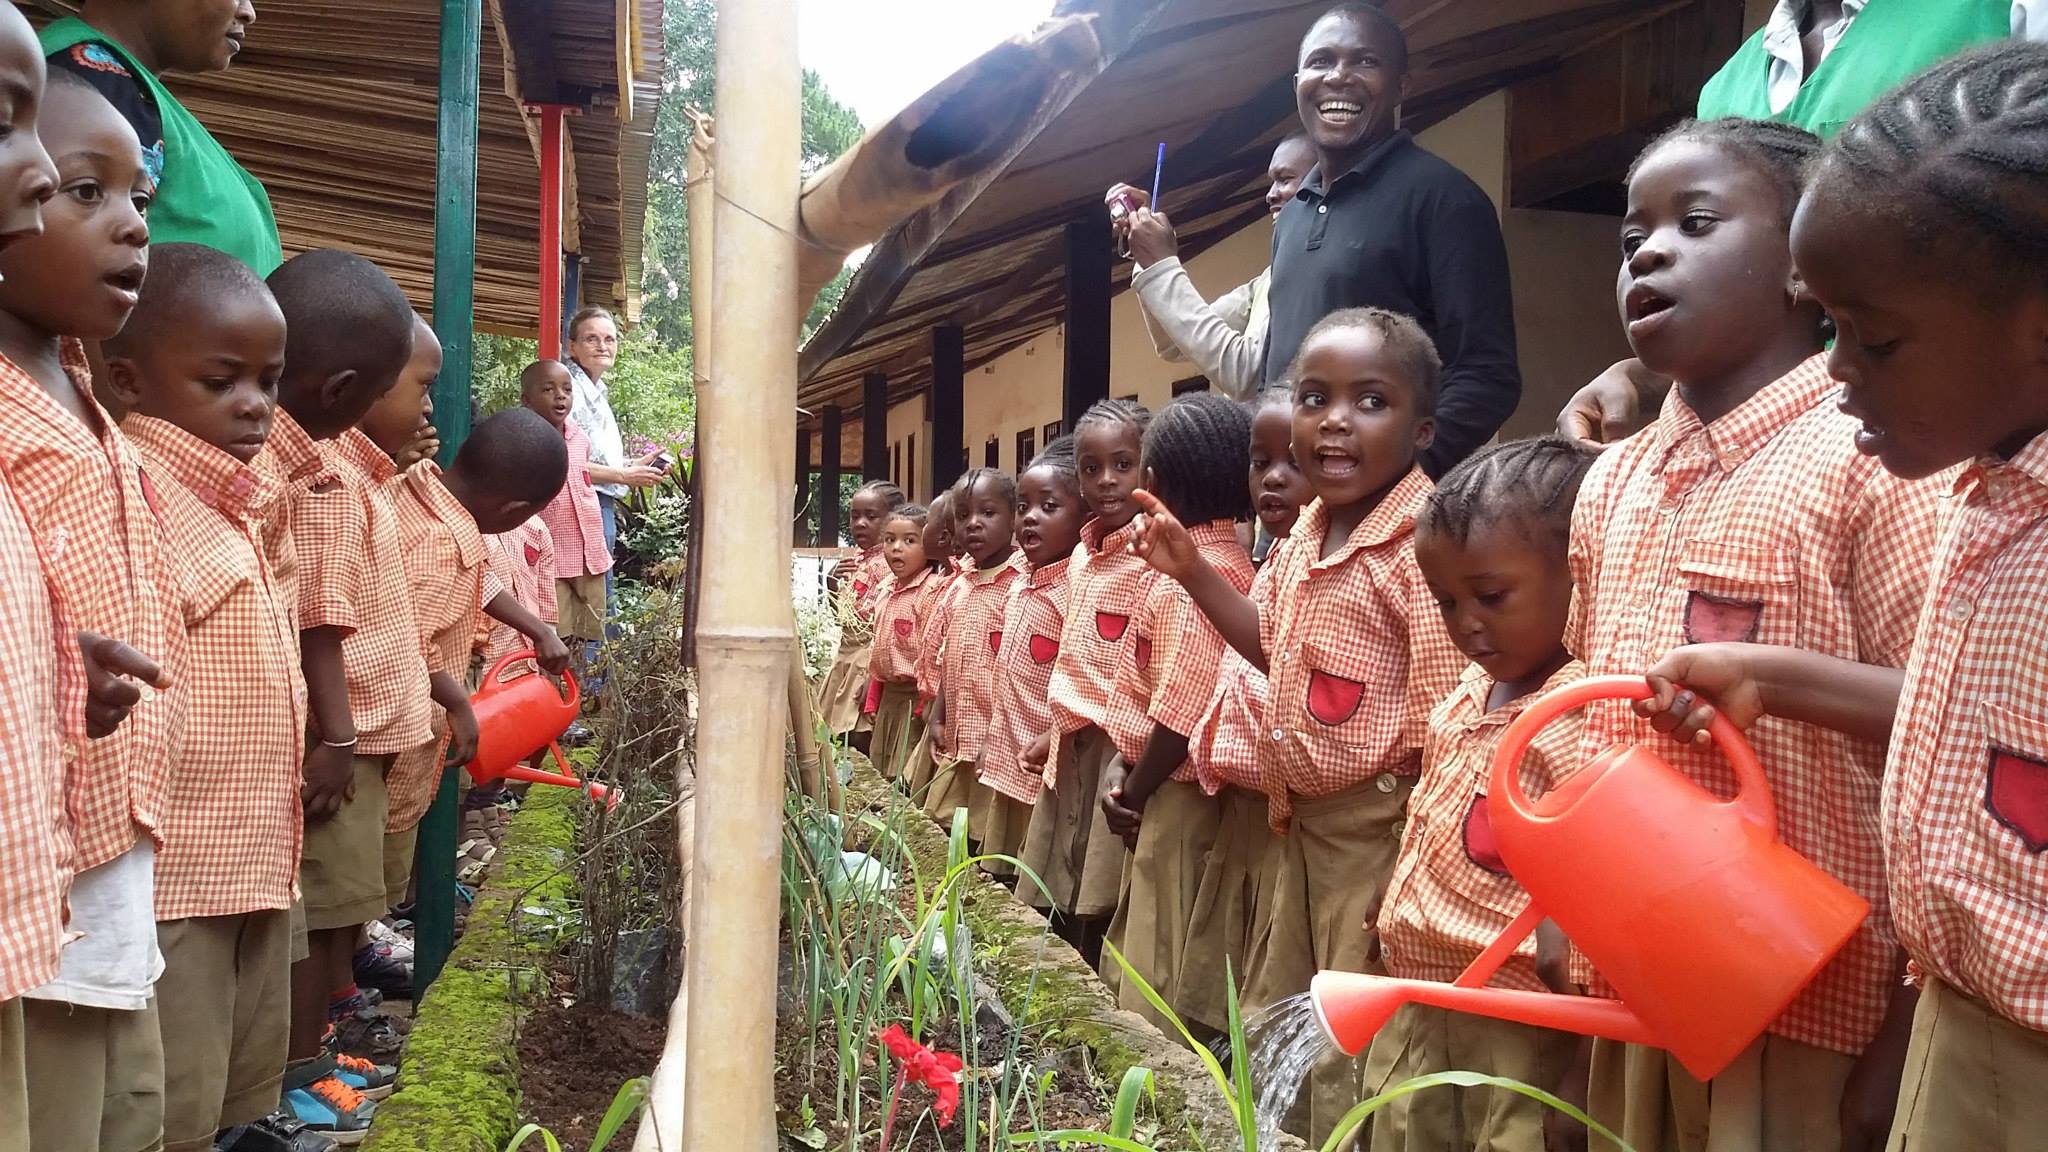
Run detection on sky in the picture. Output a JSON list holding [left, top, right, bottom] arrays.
[[797, 0, 1058, 126]]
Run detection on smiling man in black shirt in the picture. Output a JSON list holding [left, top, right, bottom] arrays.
[[1264, 3, 1521, 478]]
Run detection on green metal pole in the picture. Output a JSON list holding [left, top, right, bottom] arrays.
[[417, 0, 482, 994]]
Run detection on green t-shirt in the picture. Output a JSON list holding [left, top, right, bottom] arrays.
[[1696, 0, 2010, 137], [39, 18, 283, 275]]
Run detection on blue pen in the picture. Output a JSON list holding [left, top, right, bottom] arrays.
[[1149, 142, 1166, 207]]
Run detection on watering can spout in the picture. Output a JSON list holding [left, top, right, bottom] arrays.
[[1310, 971, 1661, 1057], [462, 651, 611, 807]]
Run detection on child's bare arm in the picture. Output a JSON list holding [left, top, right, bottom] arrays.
[[484, 590, 570, 674], [1103, 723, 1191, 845], [1128, 490, 1266, 670], [1635, 642, 1904, 748], [301, 626, 356, 820], [430, 671, 480, 767]]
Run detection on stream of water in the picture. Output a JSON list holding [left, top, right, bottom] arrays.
[[1242, 992, 1332, 1151]]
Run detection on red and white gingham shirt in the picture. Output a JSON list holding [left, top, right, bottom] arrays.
[[1192, 563, 1282, 797], [915, 570, 965, 707], [295, 429, 433, 757], [980, 557, 1072, 803], [869, 567, 936, 685], [383, 462, 499, 832], [1254, 469, 1462, 832], [1047, 520, 1151, 785], [0, 469, 71, 999], [481, 517, 557, 668], [0, 343, 184, 870], [1378, 661, 1585, 991], [126, 416, 305, 921], [1885, 433, 2048, 1032], [1104, 522, 1253, 776], [537, 420, 611, 579], [252, 407, 325, 624], [1568, 356, 1943, 1054], [937, 554, 1023, 762]]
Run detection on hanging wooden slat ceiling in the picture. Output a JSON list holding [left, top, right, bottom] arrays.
[[17, 0, 663, 335]]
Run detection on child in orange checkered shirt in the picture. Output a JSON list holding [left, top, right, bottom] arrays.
[[1098, 393, 1254, 1037], [981, 437, 1085, 876], [1134, 309, 1463, 1145], [1638, 46, 2048, 1152], [925, 468, 1021, 837], [1557, 120, 1947, 1152], [1020, 399, 1152, 960], [905, 489, 961, 798], [1361, 437, 1596, 1152], [866, 503, 940, 781], [818, 480, 905, 752]]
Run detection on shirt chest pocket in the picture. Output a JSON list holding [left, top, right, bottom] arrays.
[[1296, 636, 1382, 748], [1675, 541, 1800, 649], [1427, 792, 1535, 920], [181, 546, 255, 629], [1977, 703, 2048, 870], [1091, 585, 1141, 647]]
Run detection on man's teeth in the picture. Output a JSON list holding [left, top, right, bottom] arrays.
[[1320, 100, 1361, 121]]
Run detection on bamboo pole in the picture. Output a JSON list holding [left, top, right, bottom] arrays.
[[681, 0, 798, 1147]]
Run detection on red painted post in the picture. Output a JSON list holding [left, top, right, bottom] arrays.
[[536, 103, 568, 359]]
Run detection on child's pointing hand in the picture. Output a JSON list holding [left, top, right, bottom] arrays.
[[1127, 489, 1199, 581]]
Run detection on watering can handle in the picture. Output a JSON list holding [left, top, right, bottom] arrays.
[[1488, 675, 1774, 833], [479, 649, 581, 714]]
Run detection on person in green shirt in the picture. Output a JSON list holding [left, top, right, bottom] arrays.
[[40, 2, 283, 278], [1557, 0, 2041, 447]]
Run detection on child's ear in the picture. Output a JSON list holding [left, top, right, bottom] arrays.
[[1412, 414, 1437, 455], [102, 356, 146, 410], [319, 369, 359, 413], [1141, 465, 1158, 494]]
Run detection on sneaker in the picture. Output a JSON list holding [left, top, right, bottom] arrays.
[[281, 1059, 374, 1146], [332, 1051, 398, 1101], [561, 721, 594, 748], [215, 1110, 339, 1152], [366, 918, 414, 963], [326, 1000, 407, 1063], [352, 941, 413, 999]]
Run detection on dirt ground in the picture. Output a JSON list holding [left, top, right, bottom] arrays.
[[517, 966, 669, 1150]]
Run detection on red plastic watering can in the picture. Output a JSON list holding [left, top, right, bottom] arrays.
[[461, 650, 615, 810], [1311, 676, 1868, 1081]]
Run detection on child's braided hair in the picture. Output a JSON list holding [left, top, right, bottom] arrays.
[[887, 502, 930, 529], [950, 467, 1017, 509], [1142, 393, 1253, 524], [1417, 436, 1595, 555], [1630, 117, 1822, 225], [1073, 397, 1152, 441], [1813, 40, 2048, 296], [855, 478, 908, 510]]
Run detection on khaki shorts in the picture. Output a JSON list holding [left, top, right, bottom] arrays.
[[1886, 977, 2048, 1152], [288, 900, 309, 964], [1587, 1032, 1852, 1152], [0, 999, 25, 1152], [383, 829, 418, 912], [22, 996, 165, 1152], [299, 754, 394, 932], [556, 574, 607, 641], [156, 912, 291, 1151]]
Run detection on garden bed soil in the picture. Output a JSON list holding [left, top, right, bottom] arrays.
[[517, 962, 668, 1150]]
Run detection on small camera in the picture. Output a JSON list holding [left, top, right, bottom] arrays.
[[1107, 191, 1139, 223]]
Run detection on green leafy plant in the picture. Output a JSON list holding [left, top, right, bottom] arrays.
[[503, 1076, 650, 1152]]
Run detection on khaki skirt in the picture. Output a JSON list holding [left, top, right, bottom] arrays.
[[974, 787, 1033, 876], [816, 639, 873, 735], [1586, 1033, 1853, 1152], [1178, 785, 1275, 1034], [903, 725, 937, 798], [923, 755, 976, 830], [1363, 1003, 1577, 1152], [1015, 726, 1124, 918], [1104, 777, 1222, 1037], [869, 681, 923, 781]]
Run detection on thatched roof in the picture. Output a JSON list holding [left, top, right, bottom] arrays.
[[22, 0, 663, 335], [799, 0, 1737, 419]]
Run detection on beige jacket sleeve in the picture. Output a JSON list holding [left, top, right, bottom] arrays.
[[1131, 257, 1269, 400]]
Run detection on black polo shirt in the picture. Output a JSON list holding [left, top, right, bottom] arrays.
[[1264, 131, 1521, 478]]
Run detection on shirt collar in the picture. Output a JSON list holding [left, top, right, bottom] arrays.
[[1187, 518, 1244, 553], [1297, 130, 1414, 203], [965, 552, 1021, 584], [255, 408, 325, 487], [403, 460, 486, 569], [1649, 354, 1836, 476], [1445, 659, 1587, 728], [332, 427, 397, 484], [1762, 0, 1865, 66], [0, 338, 113, 447], [1083, 516, 1139, 553], [1955, 429, 2048, 504], [122, 415, 280, 522], [1029, 555, 1070, 587], [1293, 467, 1431, 569]]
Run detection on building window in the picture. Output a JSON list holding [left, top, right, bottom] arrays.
[[1016, 427, 1036, 470], [1116, 393, 1139, 405], [1172, 375, 1208, 397], [1042, 419, 1062, 445], [906, 432, 916, 495], [985, 437, 999, 468], [892, 441, 902, 487]]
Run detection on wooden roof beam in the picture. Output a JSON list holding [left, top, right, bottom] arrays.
[[497, 0, 564, 104]]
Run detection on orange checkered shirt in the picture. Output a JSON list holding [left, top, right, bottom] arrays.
[[915, 570, 964, 706], [1885, 434, 2048, 1032], [1567, 355, 1943, 1054], [537, 420, 611, 578], [1253, 469, 1463, 833], [1192, 563, 1283, 797], [0, 343, 185, 870], [0, 470, 71, 1000], [870, 566, 937, 685], [1048, 519, 1151, 773], [1104, 522, 1253, 776], [126, 416, 306, 920], [1378, 661, 1586, 991], [295, 428, 434, 757], [980, 557, 1072, 804], [252, 407, 325, 623], [384, 461, 500, 832], [936, 554, 1023, 762], [481, 517, 557, 668]]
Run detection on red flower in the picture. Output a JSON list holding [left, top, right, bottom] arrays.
[[879, 1025, 965, 1126]]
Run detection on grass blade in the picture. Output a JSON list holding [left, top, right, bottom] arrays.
[[1100, 941, 1235, 1106], [1317, 1070, 1636, 1152], [1109, 1065, 1155, 1139], [589, 1076, 653, 1152], [1008, 1132, 1159, 1152]]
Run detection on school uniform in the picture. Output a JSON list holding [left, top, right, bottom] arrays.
[[1022, 519, 1152, 919], [0, 344, 188, 1152], [1365, 661, 1586, 1152], [1877, 431, 2048, 1150], [123, 417, 306, 1150], [0, 468, 70, 1152], [906, 567, 964, 798], [1567, 356, 1941, 1152], [293, 429, 434, 934], [482, 516, 559, 669], [1244, 469, 1465, 1148], [251, 407, 324, 624], [818, 547, 893, 736], [381, 461, 502, 907], [980, 557, 1072, 878], [928, 554, 1022, 833], [867, 567, 936, 781], [537, 419, 612, 642], [1100, 521, 1253, 1032]]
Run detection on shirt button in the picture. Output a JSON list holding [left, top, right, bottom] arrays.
[[1271, 728, 1285, 742], [1376, 775, 1396, 794], [1947, 598, 1974, 622], [1316, 204, 1328, 214]]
